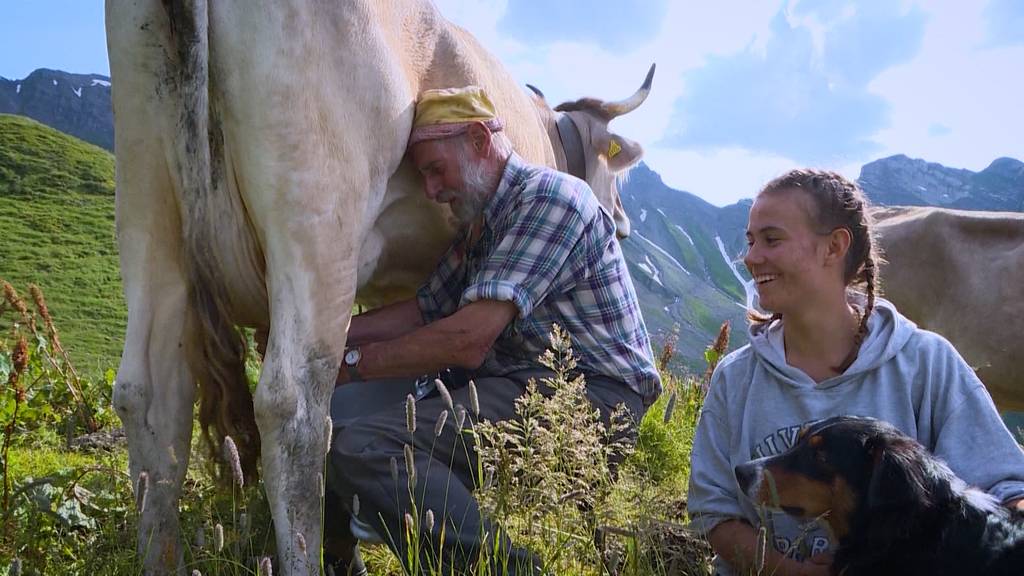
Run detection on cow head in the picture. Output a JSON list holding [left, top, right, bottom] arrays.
[[528, 64, 654, 239]]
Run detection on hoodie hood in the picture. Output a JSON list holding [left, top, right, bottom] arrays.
[[748, 298, 916, 388]]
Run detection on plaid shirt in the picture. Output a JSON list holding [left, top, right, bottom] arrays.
[[417, 153, 661, 405]]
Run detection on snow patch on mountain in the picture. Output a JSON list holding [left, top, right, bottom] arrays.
[[635, 232, 690, 276]]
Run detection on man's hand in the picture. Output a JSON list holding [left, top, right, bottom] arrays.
[[1007, 498, 1024, 512], [336, 299, 517, 383]]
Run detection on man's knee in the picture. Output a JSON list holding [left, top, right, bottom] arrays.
[[330, 418, 381, 465]]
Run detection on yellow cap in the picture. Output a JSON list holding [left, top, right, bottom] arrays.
[[414, 86, 497, 126], [410, 86, 504, 145]]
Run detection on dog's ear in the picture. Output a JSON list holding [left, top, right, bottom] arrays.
[[866, 435, 931, 513]]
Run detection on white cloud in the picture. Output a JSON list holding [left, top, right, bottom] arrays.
[[432, 0, 1021, 204], [643, 146, 806, 206], [869, 1, 1024, 170], [432, 0, 784, 205]]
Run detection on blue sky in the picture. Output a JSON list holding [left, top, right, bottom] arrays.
[[0, 1, 108, 78], [2, 1, 1021, 206]]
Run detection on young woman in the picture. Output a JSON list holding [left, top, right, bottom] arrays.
[[687, 169, 1024, 576]]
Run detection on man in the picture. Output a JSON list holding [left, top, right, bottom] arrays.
[[326, 86, 661, 575]]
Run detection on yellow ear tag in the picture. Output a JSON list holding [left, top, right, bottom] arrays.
[[607, 139, 622, 159]]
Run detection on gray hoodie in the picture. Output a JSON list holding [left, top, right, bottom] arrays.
[[687, 298, 1024, 574]]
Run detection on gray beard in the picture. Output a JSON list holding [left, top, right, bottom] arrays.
[[450, 190, 487, 225], [448, 160, 495, 226]]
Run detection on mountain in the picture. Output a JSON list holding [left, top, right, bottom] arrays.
[[618, 153, 1024, 373], [5, 67, 1022, 376], [618, 164, 754, 373], [0, 69, 113, 151], [858, 154, 1024, 212], [0, 114, 123, 373]]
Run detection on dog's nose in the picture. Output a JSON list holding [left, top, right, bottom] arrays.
[[735, 463, 757, 492]]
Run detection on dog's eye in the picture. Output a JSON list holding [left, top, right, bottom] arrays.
[[815, 450, 828, 465]]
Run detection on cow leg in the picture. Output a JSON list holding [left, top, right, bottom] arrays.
[[106, 1, 199, 570], [254, 222, 364, 575], [112, 146, 194, 575]]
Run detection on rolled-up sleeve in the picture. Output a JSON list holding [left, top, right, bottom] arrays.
[[460, 194, 586, 319]]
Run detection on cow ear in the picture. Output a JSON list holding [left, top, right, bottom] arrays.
[[601, 134, 642, 172]]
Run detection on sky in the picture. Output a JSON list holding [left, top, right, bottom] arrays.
[[2, 0, 1021, 206]]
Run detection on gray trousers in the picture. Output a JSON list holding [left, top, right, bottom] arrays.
[[326, 368, 645, 576]]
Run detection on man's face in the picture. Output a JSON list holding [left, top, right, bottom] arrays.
[[411, 135, 493, 226]]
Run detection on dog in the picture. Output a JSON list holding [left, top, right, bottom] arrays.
[[734, 415, 1024, 575]]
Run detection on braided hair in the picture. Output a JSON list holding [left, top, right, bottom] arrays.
[[748, 169, 882, 373]]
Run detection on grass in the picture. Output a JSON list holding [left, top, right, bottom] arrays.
[[0, 114, 124, 376], [0, 113, 717, 574], [1, 288, 717, 575]]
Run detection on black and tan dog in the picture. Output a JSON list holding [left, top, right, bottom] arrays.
[[735, 415, 1024, 576]]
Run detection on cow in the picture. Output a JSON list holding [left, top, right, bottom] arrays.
[[872, 206, 1024, 413], [105, 1, 653, 573]]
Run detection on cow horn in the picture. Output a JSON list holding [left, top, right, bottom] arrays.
[[601, 63, 655, 119]]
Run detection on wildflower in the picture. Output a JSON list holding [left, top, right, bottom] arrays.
[[259, 556, 273, 576], [8, 337, 28, 388], [659, 325, 679, 372], [296, 532, 307, 555], [351, 493, 360, 517], [468, 380, 480, 417], [29, 284, 59, 348], [435, 378, 454, 412], [10, 557, 21, 576], [136, 471, 149, 513], [194, 526, 206, 549], [663, 391, 677, 424], [390, 456, 399, 485], [3, 282, 33, 331], [405, 393, 416, 433], [434, 410, 448, 437], [214, 523, 224, 552], [192, 571, 202, 576], [455, 404, 467, 429], [425, 509, 435, 532], [703, 320, 731, 382], [223, 436, 244, 487]]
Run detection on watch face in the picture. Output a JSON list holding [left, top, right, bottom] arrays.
[[344, 348, 361, 366]]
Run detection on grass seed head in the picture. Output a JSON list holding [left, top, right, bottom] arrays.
[[405, 393, 416, 433], [404, 443, 416, 486], [468, 380, 480, 417], [435, 378, 454, 412], [434, 409, 448, 437], [222, 435, 244, 487], [455, 404, 467, 429], [135, 471, 149, 513]]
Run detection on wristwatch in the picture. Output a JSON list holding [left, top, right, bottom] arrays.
[[343, 347, 362, 381]]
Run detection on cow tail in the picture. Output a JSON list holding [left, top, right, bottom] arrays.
[[163, 0, 261, 482]]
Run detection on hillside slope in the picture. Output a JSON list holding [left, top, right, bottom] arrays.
[[0, 114, 123, 373]]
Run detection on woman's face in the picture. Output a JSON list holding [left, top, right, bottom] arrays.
[[743, 188, 840, 314]]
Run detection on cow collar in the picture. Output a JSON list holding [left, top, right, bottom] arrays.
[[555, 112, 587, 181]]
